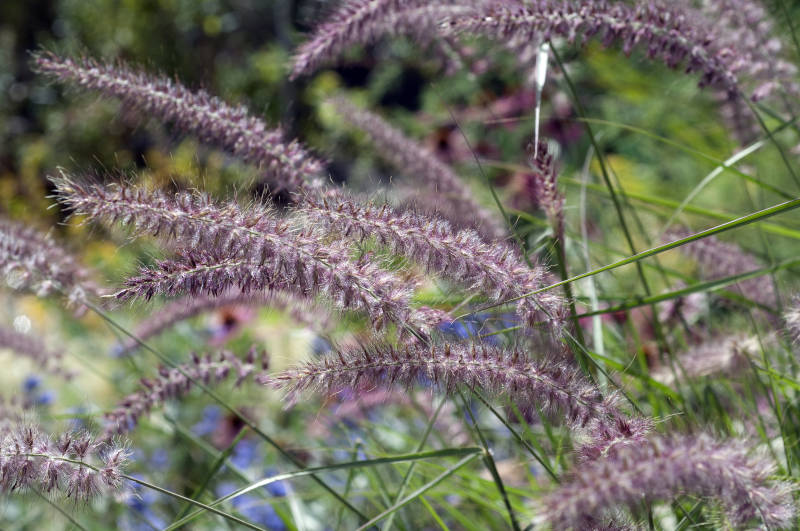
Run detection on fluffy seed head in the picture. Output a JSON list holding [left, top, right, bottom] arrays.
[[0, 424, 127, 500], [262, 341, 624, 433], [34, 53, 324, 192], [103, 347, 266, 438], [538, 433, 796, 529]]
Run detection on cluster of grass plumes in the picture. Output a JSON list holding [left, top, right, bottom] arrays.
[[2, 0, 800, 527], [0, 424, 128, 500], [34, 52, 325, 193], [301, 191, 565, 332], [538, 433, 795, 529]]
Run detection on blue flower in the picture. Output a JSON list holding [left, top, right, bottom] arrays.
[[215, 482, 286, 530], [231, 438, 261, 469], [192, 405, 222, 436], [34, 390, 55, 406], [262, 467, 288, 497], [23, 375, 41, 393], [150, 448, 169, 468]]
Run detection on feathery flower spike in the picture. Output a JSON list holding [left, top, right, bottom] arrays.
[[262, 342, 627, 437], [103, 347, 266, 439], [538, 433, 795, 529], [0, 325, 69, 378], [300, 192, 565, 332], [290, 0, 478, 79], [650, 334, 759, 386], [34, 52, 325, 192], [666, 228, 777, 309], [444, 0, 742, 96], [0, 423, 127, 500], [53, 174, 414, 331]]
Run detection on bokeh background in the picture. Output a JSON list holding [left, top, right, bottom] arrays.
[[2, 1, 800, 529]]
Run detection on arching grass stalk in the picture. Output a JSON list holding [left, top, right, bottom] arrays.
[[164, 448, 484, 531]]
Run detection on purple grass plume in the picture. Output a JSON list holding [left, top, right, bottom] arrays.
[[301, 191, 565, 333], [526, 139, 564, 236], [261, 341, 631, 439], [0, 217, 98, 307], [53, 173, 415, 331], [0, 423, 128, 500], [444, 0, 742, 96], [666, 228, 777, 309], [34, 52, 325, 192], [296, 1, 746, 97], [290, 0, 479, 79], [103, 347, 266, 439], [538, 433, 796, 529], [115, 289, 332, 356], [329, 96, 507, 241]]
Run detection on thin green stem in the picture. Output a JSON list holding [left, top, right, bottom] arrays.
[[82, 300, 368, 524]]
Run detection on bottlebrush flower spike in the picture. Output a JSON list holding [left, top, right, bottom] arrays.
[[329, 96, 507, 241], [261, 341, 623, 432], [33, 52, 325, 192], [525, 139, 564, 234], [0, 424, 128, 499], [665, 229, 776, 309], [116, 247, 413, 332], [0, 217, 98, 306], [53, 174, 414, 331], [699, 0, 799, 103], [290, 0, 478, 79], [300, 192, 564, 333], [114, 289, 332, 356], [103, 347, 266, 439], [538, 433, 795, 529], [444, 0, 742, 96], [0, 325, 69, 378]]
